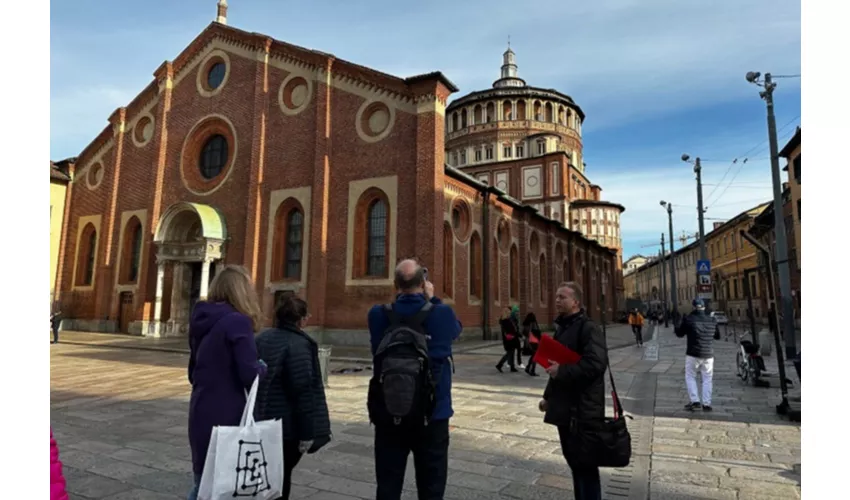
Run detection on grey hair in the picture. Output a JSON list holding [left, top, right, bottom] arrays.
[[558, 281, 583, 304]]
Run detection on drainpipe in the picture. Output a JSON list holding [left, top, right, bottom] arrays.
[[481, 188, 491, 340]]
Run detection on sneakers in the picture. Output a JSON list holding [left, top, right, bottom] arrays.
[[702, 405, 713, 412], [517, 363, 525, 369], [684, 402, 702, 411]]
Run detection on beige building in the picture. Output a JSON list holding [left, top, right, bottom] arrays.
[[623, 255, 648, 299], [780, 127, 800, 268], [50, 160, 73, 304]]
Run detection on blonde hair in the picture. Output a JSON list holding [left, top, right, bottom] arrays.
[[207, 265, 264, 331], [501, 307, 512, 320]]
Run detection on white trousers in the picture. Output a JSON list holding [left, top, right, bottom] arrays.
[[685, 355, 714, 406]]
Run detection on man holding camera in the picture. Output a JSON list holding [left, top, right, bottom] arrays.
[[367, 259, 462, 500]]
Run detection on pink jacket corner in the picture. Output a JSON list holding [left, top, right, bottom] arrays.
[[50, 429, 69, 500]]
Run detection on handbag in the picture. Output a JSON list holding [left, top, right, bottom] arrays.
[[563, 324, 632, 469], [198, 377, 284, 500]]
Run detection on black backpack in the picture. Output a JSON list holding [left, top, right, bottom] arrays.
[[367, 302, 436, 426]]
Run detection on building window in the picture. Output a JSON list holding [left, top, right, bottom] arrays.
[[503, 145, 512, 158], [474, 149, 482, 162], [537, 140, 546, 155], [539, 255, 547, 304], [443, 222, 453, 298], [76, 223, 98, 286], [120, 217, 143, 284], [207, 62, 226, 90], [452, 152, 458, 166], [510, 244, 519, 300], [516, 144, 524, 158], [793, 154, 800, 183], [367, 199, 388, 276], [469, 232, 482, 298], [460, 150, 467, 165], [485, 146, 494, 160], [271, 200, 305, 281], [199, 134, 228, 179]]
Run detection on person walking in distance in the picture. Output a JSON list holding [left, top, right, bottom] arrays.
[[511, 305, 525, 368], [539, 282, 607, 500], [50, 303, 62, 344], [675, 298, 721, 411], [367, 259, 462, 500], [522, 312, 542, 376], [628, 308, 644, 347], [186, 266, 268, 500], [496, 307, 520, 373], [255, 296, 332, 500]]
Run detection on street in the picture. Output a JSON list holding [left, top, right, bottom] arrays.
[[51, 324, 800, 500]]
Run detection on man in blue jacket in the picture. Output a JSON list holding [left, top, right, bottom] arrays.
[[367, 258, 462, 500]]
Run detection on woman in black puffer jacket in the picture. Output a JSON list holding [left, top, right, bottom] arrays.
[[255, 296, 331, 500]]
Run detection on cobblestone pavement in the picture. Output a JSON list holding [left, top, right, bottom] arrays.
[[51, 322, 800, 499]]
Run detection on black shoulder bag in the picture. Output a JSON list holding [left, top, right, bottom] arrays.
[[564, 320, 632, 469]]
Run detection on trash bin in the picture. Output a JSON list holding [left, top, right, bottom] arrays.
[[758, 329, 773, 356], [318, 346, 332, 388]]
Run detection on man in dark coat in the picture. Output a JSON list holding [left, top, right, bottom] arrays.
[[539, 281, 607, 500], [675, 298, 720, 411]]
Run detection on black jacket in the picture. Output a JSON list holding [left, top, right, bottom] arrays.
[[499, 317, 521, 351], [542, 310, 608, 426], [675, 310, 720, 358], [254, 324, 331, 444]]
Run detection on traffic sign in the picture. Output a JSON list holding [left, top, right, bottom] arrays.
[[696, 259, 711, 275], [698, 275, 712, 286], [698, 284, 712, 293]]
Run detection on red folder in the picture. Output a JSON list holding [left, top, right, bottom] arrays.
[[533, 334, 581, 369]]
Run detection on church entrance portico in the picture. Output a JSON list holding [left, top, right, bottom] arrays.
[[149, 202, 227, 337]]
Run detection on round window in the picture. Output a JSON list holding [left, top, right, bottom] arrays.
[[207, 62, 226, 90], [198, 135, 228, 179]]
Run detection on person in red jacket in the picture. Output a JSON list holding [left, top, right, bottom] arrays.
[[51, 428, 69, 500]]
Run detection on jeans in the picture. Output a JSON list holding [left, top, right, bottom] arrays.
[[52, 325, 59, 343], [631, 325, 643, 344], [497, 348, 517, 370], [557, 426, 602, 500], [187, 441, 303, 500], [685, 355, 714, 406], [374, 418, 450, 500]]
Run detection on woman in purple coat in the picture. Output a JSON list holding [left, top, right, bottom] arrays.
[[186, 265, 267, 500]]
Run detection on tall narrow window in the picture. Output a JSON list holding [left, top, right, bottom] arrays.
[[76, 223, 98, 287], [443, 223, 453, 298], [85, 230, 96, 285], [128, 222, 142, 282], [469, 232, 482, 298], [285, 209, 304, 279], [120, 217, 143, 284], [367, 199, 388, 276], [539, 255, 547, 304]]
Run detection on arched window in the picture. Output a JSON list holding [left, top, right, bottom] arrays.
[[469, 232, 482, 298], [517, 100, 527, 120], [473, 104, 482, 125], [486, 102, 495, 123], [443, 222, 453, 298], [492, 236, 499, 303], [562, 259, 569, 282], [503, 100, 513, 120], [451, 112, 458, 131], [539, 254, 547, 304], [76, 223, 98, 286], [510, 244, 519, 300], [353, 189, 391, 279], [461, 109, 468, 129], [120, 217, 143, 284], [271, 200, 304, 281]]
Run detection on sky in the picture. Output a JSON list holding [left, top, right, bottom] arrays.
[[50, 0, 801, 259]]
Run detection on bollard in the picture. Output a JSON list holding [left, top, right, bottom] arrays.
[[318, 346, 332, 388]]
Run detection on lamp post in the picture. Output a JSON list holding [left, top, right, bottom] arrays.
[[745, 71, 798, 361], [660, 201, 678, 316], [681, 155, 708, 261]]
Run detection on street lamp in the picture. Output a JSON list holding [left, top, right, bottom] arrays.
[[659, 201, 678, 316], [745, 71, 798, 362], [681, 154, 708, 262]]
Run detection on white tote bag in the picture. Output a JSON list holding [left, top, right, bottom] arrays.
[[198, 376, 284, 500]]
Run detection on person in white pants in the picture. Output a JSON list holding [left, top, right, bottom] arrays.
[[675, 298, 720, 411]]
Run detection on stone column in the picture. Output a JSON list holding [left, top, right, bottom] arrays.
[[200, 259, 211, 301], [153, 260, 167, 336]]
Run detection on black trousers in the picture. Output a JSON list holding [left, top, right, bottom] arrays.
[[497, 347, 517, 370], [52, 324, 59, 343], [374, 419, 450, 500], [557, 426, 602, 500], [277, 440, 303, 500], [525, 345, 538, 374], [631, 325, 643, 344]]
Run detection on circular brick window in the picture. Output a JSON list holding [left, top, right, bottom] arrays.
[[196, 51, 231, 98], [356, 100, 395, 143], [278, 74, 312, 116], [86, 162, 104, 190], [132, 115, 155, 147], [450, 199, 472, 242], [180, 115, 238, 196]]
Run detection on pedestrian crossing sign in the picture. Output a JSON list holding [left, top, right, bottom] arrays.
[[697, 260, 711, 275]]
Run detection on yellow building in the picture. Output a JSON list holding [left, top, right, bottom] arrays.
[[780, 127, 801, 268], [50, 160, 73, 304]]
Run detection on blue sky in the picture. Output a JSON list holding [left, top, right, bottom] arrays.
[[50, 0, 800, 259]]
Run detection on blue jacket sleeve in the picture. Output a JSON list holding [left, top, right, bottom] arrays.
[[367, 305, 387, 356], [224, 314, 265, 388], [430, 297, 462, 341]]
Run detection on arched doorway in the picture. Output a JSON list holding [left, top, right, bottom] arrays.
[[152, 202, 227, 336]]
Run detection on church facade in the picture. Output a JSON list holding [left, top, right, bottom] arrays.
[[53, 7, 622, 343]]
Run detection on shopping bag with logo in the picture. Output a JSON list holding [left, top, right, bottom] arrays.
[[198, 376, 284, 500]]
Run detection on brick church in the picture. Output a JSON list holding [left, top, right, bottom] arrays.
[[53, 2, 625, 343]]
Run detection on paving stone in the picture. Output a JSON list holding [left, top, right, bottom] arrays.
[[87, 461, 160, 481], [653, 444, 713, 459], [651, 481, 737, 499], [719, 477, 801, 498], [653, 437, 698, 447], [710, 448, 769, 462], [448, 471, 511, 492], [488, 465, 540, 484], [100, 489, 181, 500], [123, 471, 194, 497], [308, 476, 376, 499], [66, 472, 134, 499], [534, 473, 573, 490], [650, 470, 721, 488], [305, 492, 362, 500], [500, 481, 577, 500]]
